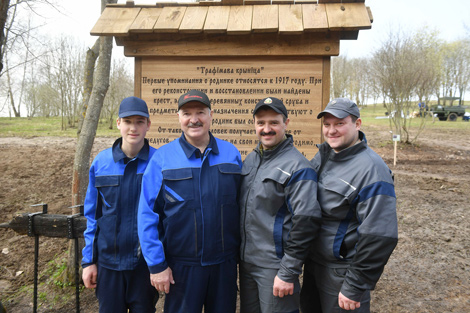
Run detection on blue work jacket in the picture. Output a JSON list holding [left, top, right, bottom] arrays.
[[138, 133, 242, 274], [82, 138, 157, 271]]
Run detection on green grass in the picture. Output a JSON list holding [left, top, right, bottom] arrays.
[[359, 104, 470, 130], [0, 106, 468, 138], [0, 116, 118, 138]]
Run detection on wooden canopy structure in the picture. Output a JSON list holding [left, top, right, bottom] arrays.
[[92, 0, 372, 55], [90, 0, 372, 158]]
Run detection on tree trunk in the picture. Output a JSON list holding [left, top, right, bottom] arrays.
[[65, 0, 117, 285], [64, 35, 114, 284], [0, 0, 10, 75], [77, 39, 100, 136], [6, 65, 20, 117]]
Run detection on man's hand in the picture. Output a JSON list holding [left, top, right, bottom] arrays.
[[273, 275, 294, 298], [82, 264, 98, 289], [150, 267, 175, 294], [338, 291, 360, 310]]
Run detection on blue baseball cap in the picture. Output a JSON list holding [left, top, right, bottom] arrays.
[[118, 96, 149, 118]]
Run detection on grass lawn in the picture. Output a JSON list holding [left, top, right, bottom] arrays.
[[0, 105, 468, 138], [0, 117, 118, 138]]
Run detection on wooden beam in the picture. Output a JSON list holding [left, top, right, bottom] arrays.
[[122, 32, 340, 57], [1, 213, 87, 239]]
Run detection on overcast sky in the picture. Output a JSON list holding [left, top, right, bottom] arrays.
[[2, 0, 468, 116]]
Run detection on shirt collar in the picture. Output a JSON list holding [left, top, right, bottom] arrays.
[[258, 134, 287, 156], [179, 132, 219, 159], [112, 138, 150, 163]]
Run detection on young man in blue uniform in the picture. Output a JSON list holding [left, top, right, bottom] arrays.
[[82, 96, 158, 313], [138, 89, 242, 313]]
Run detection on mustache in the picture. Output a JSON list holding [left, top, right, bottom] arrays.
[[188, 122, 203, 127], [260, 131, 276, 136]]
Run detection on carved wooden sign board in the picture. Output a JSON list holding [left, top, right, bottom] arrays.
[[91, 0, 372, 159]]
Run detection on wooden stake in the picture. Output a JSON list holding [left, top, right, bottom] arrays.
[[394, 140, 397, 166]]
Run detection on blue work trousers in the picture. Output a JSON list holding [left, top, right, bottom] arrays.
[[164, 258, 238, 313], [96, 259, 158, 313]]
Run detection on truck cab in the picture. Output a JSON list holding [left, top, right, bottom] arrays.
[[431, 97, 466, 121]]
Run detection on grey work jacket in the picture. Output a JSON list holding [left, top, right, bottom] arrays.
[[239, 135, 322, 282], [309, 131, 398, 301]]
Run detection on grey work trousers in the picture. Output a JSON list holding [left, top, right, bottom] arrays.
[[239, 261, 300, 313], [300, 261, 370, 313]]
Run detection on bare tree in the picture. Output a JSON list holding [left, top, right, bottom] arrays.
[[413, 29, 442, 107], [4, 52, 20, 116], [451, 40, 470, 101], [51, 36, 84, 129], [371, 30, 423, 143], [331, 56, 350, 98], [66, 0, 117, 283], [77, 38, 100, 135], [102, 58, 134, 129], [347, 58, 370, 106], [0, 0, 10, 74], [1, 0, 59, 116]]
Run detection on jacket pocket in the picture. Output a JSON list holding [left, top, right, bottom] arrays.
[[162, 208, 198, 258], [262, 167, 290, 186], [217, 163, 241, 196], [321, 175, 357, 260], [97, 215, 118, 263], [321, 175, 356, 199], [95, 176, 120, 214], [162, 168, 194, 202]]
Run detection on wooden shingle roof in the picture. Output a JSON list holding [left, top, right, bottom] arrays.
[[91, 1, 372, 39]]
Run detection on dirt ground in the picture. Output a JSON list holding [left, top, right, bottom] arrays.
[[0, 122, 469, 312]]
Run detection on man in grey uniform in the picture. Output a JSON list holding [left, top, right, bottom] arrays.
[[300, 98, 398, 312], [239, 97, 322, 313]]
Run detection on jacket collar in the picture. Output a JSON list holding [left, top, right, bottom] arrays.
[[179, 131, 219, 159], [112, 138, 150, 163], [256, 133, 293, 160], [318, 131, 367, 160]]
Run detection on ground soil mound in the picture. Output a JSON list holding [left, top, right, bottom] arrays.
[[1, 124, 469, 312]]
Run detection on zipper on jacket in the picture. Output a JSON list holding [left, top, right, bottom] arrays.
[[221, 204, 225, 252], [114, 230, 118, 262], [241, 151, 262, 260], [194, 211, 198, 257]]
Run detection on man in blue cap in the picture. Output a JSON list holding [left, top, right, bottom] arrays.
[[300, 98, 398, 312], [82, 96, 158, 313]]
